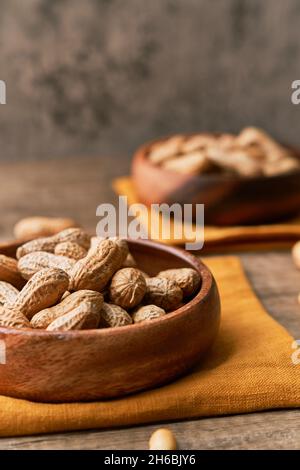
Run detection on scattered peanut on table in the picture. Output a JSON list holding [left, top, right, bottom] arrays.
[[149, 428, 177, 450], [0, 223, 201, 331]]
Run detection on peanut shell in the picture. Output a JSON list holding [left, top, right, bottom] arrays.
[[6, 268, 69, 320], [69, 239, 123, 292], [31, 290, 103, 329], [144, 277, 183, 311], [13, 216, 78, 240], [54, 242, 87, 260], [0, 306, 31, 329], [18, 251, 75, 280], [109, 267, 146, 309], [16, 228, 90, 259], [0, 255, 26, 289], [132, 305, 166, 323], [100, 302, 132, 328], [0, 281, 19, 305], [158, 268, 201, 297]]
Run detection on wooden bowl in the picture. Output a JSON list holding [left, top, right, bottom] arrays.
[[0, 239, 220, 403], [131, 136, 300, 226]]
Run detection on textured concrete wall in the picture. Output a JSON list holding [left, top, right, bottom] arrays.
[[0, 0, 300, 170]]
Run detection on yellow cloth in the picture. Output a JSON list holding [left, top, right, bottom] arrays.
[[0, 257, 299, 437], [113, 177, 300, 252]]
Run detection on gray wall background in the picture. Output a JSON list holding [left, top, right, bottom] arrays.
[[0, 0, 300, 174]]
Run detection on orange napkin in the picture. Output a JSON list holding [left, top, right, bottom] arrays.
[[113, 177, 300, 252], [0, 256, 299, 437]]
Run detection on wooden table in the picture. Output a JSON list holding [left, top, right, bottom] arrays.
[[0, 158, 299, 450]]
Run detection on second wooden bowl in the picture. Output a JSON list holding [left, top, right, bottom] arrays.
[[132, 137, 300, 226], [0, 239, 220, 403]]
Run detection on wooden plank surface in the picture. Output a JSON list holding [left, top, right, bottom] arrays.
[[0, 158, 299, 450]]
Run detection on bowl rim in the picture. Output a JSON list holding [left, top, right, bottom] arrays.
[[133, 133, 300, 183], [0, 238, 214, 338]]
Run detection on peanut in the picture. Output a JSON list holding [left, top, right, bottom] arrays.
[[46, 304, 97, 331], [206, 146, 263, 177], [144, 277, 183, 311], [13, 216, 78, 240], [262, 157, 300, 176], [132, 305, 165, 323], [54, 242, 87, 260], [31, 290, 103, 329], [0, 306, 31, 329], [69, 239, 123, 292], [89, 237, 129, 264], [6, 268, 69, 320], [158, 268, 201, 297], [181, 134, 217, 153], [18, 251, 75, 280], [149, 428, 177, 450], [292, 241, 300, 269], [162, 151, 212, 175], [16, 228, 91, 259], [100, 302, 132, 328], [0, 281, 19, 305], [148, 135, 185, 164], [109, 267, 146, 309], [0, 255, 26, 289]]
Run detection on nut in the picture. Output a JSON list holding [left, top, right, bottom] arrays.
[[18, 251, 75, 279], [162, 151, 211, 175], [132, 305, 165, 323], [0, 281, 19, 305], [109, 267, 146, 309], [54, 242, 87, 260], [110, 237, 129, 264], [148, 135, 185, 164], [0, 306, 31, 329], [16, 228, 91, 259], [89, 237, 129, 264], [100, 302, 132, 328], [144, 277, 183, 311], [46, 308, 94, 331], [0, 255, 26, 289], [31, 290, 103, 329], [262, 157, 300, 176], [149, 428, 177, 450], [13, 216, 78, 240], [158, 268, 201, 297], [6, 268, 69, 320], [181, 134, 217, 153], [292, 241, 300, 269], [69, 239, 123, 292], [206, 146, 263, 177]]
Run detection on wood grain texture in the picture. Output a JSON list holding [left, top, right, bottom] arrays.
[[0, 409, 299, 450], [0, 158, 299, 448]]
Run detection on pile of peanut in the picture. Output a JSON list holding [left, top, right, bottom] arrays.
[[0, 226, 201, 332], [148, 127, 300, 177]]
